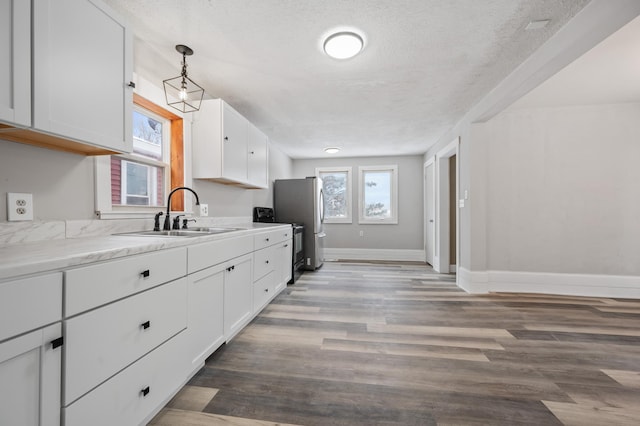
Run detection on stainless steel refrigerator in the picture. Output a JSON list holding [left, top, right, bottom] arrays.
[[274, 177, 325, 270]]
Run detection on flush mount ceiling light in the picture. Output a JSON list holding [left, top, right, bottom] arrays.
[[163, 44, 205, 113], [323, 31, 364, 59], [324, 147, 340, 154]]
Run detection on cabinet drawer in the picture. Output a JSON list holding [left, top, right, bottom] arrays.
[[65, 247, 187, 316], [188, 234, 253, 274], [253, 245, 277, 281], [64, 278, 187, 405], [253, 271, 275, 313], [0, 273, 62, 342], [253, 227, 290, 251], [63, 330, 188, 426]]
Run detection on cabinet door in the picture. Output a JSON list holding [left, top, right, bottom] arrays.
[[0, 0, 30, 126], [32, 0, 133, 153], [188, 263, 225, 370], [0, 323, 62, 426], [223, 254, 253, 340], [247, 122, 268, 188], [221, 102, 248, 182], [276, 239, 293, 294]]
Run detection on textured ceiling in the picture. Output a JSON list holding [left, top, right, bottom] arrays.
[[103, 0, 591, 158], [509, 14, 640, 110]]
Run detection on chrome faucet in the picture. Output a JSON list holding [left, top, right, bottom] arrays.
[[163, 187, 200, 231]]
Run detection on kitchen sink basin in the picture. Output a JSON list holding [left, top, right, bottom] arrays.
[[187, 227, 246, 234], [114, 230, 209, 237], [113, 227, 245, 238]]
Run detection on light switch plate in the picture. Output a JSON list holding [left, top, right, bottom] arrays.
[[7, 193, 34, 221]]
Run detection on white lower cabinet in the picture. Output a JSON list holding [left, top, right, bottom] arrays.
[[63, 330, 189, 426], [0, 323, 62, 426], [64, 278, 188, 405], [187, 263, 225, 371], [276, 239, 293, 294], [223, 254, 254, 341]]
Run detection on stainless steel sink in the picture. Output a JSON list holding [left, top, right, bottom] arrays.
[[187, 227, 246, 234], [113, 227, 245, 238], [114, 230, 210, 237]]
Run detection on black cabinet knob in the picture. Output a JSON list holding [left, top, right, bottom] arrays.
[[141, 386, 150, 397], [265, 260, 269, 264], [140, 270, 150, 278], [141, 321, 151, 330], [265, 238, 270, 242], [264, 288, 269, 292]]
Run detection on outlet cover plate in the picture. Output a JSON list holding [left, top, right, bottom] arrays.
[[7, 193, 34, 221], [199, 204, 209, 216]]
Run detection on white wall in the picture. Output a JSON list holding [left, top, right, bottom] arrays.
[[0, 140, 95, 221], [293, 155, 424, 251], [484, 102, 640, 276]]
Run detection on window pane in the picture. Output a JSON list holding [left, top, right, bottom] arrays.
[[132, 110, 163, 160], [363, 171, 391, 219], [321, 172, 348, 218], [111, 158, 164, 207]]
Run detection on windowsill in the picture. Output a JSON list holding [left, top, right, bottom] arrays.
[[97, 210, 190, 220], [358, 219, 398, 225]]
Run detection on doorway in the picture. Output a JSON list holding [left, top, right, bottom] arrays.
[[433, 138, 459, 274], [424, 159, 435, 266]]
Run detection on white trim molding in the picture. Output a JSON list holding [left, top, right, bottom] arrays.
[[458, 267, 640, 299], [324, 248, 425, 263]]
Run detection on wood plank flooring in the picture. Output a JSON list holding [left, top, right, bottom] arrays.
[[149, 261, 640, 425]]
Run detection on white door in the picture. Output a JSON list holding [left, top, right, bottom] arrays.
[[0, 323, 62, 426], [221, 102, 248, 182], [0, 0, 30, 126], [425, 162, 435, 266], [32, 0, 132, 152], [247, 122, 268, 188]]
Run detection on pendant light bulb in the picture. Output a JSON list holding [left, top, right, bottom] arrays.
[[179, 87, 188, 101]]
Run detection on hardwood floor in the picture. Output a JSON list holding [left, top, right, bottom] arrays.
[[149, 261, 640, 425]]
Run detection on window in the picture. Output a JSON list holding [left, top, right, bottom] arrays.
[[95, 93, 185, 218], [358, 165, 398, 224], [111, 107, 168, 207], [317, 167, 352, 223]]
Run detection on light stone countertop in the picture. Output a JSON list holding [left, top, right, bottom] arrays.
[[0, 222, 291, 281]]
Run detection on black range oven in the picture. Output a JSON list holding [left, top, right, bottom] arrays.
[[253, 207, 304, 284]]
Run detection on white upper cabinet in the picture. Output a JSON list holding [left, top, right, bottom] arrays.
[[0, 0, 30, 126], [0, 0, 133, 155], [247, 121, 269, 188], [192, 99, 269, 189], [221, 101, 249, 182], [32, 0, 133, 153]]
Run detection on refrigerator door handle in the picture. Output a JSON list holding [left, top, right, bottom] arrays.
[[319, 188, 325, 224]]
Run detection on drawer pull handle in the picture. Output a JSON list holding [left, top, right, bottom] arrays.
[[227, 265, 236, 272], [141, 386, 150, 397], [141, 321, 151, 330], [51, 336, 64, 349], [140, 270, 150, 278]]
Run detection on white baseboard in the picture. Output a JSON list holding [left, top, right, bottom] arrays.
[[324, 248, 426, 263], [457, 267, 640, 299]]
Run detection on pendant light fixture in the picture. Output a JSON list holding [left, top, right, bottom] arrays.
[[163, 44, 205, 113]]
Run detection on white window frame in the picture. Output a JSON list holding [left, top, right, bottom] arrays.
[[316, 166, 352, 224], [358, 165, 398, 224], [95, 105, 172, 219]]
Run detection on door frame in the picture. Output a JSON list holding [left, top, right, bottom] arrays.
[[433, 137, 459, 274], [423, 157, 435, 266]]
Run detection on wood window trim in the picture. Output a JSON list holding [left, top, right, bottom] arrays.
[[133, 93, 185, 211]]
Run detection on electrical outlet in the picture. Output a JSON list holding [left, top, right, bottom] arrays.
[[199, 203, 209, 217], [359, 230, 364, 237], [7, 193, 34, 221]]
